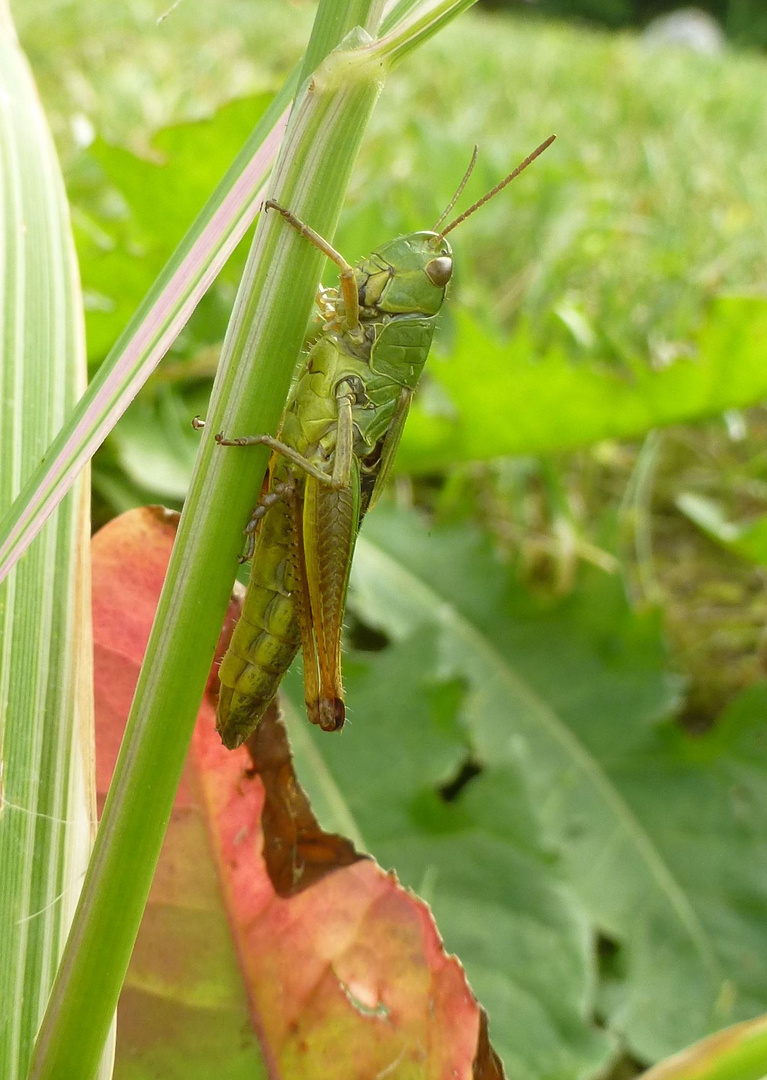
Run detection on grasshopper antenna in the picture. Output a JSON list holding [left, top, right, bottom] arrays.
[[432, 145, 479, 233], [437, 134, 556, 239]]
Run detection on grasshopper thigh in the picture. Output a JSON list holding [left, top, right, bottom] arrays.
[[216, 465, 303, 748], [301, 460, 361, 732]]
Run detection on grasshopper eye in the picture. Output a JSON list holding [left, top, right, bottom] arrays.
[[426, 256, 452, 287]]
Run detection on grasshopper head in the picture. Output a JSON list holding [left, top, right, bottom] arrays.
[[358, 232, 453, 317], [355, 137, 557, 321]]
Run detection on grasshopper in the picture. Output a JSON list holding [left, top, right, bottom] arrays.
[[214, 136, 555, 749]]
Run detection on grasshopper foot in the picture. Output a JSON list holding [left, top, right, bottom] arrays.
[[308, 697, 345, 732]]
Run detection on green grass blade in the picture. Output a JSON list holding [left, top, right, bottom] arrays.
[[300, 0, 386, 74], [0, 6, 99, 1078], [377, 0, 478, 62]]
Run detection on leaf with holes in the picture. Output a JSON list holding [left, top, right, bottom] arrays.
[[318, 506, 767, 1066], [283, 633, 615, 1080]]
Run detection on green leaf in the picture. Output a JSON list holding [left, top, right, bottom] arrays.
[[639, 1013, 767, 1080], [76, 95, 273, 362], [677, 494, 767, 567], [111, 387, 209, 504], [397, 298, 767, 471], [285, 633, 615, 1080], [341, 507, 767, 1064]]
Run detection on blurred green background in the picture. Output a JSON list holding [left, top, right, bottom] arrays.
[[481, 0, 767, 48], [13, 1, 767, 1077]]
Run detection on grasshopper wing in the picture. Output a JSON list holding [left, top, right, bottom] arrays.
[[362, 387, 413, 515]]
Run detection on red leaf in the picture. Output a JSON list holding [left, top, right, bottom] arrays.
[[93, 506, 505, 1079]]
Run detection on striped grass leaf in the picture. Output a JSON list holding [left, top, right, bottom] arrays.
[[0, 6, 106, 1078]]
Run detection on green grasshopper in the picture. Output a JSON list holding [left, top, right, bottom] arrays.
[[214, 136, 555, 749]]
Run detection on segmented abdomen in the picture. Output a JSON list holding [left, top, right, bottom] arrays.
[[216, 461, 303, 749]]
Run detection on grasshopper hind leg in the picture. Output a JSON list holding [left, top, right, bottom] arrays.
[[280, 474, 347, 735]]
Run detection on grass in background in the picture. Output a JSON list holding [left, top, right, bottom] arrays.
[[18, 0, 767, 716], [23, 0, 763, 720], [17, 0, 767, 359]]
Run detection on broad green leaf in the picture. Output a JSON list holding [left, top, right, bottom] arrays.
[[285, 636, 615, 1080], [677, 494, 767, 567], [397, 298, 767, 471], [75, 95, 274, 362], [343, 507, 767, 1064], [0, 7, 100, 1078], [111, 388, 208, 504]]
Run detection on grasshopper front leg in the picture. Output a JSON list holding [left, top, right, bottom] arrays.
[[264, 200, 359, 329]]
